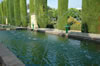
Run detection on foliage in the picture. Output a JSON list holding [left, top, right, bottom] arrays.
[[48, 7, 58, 18], [0, 2, 3, 24], [48, 7, 58, 26], [30, 0, 35, 15], [8, 0, 15, 25], [14, 0, 21, 26], [20, 0, 28, 27], [2, 0, 7, 24], [57, 0, 68, 30], [82, 0, 100, 33], [67, 8, 81, 21], [35, 0, 48, 28], [29, 0, 35, 26]]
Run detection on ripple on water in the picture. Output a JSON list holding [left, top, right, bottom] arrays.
[[85, 55, 92, 60], [28, 37, 31, 40], [32, 38, 37, 41]]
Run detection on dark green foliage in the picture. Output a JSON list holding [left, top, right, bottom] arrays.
[[48, 7, 58, 21], [20, 0, 27, 27], [67, 8, 81, 21], [35, 0, 48, 28], [47, 7, 58, 28], [82, 0, 100, 34], [14, 0, 21, 26], [57, 0, 68, 30], [48, 7, 58, 18]]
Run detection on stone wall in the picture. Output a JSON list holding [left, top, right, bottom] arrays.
[[0, 44, 25, 66]]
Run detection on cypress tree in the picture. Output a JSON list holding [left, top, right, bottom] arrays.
[[0, 2, 4, 24], [82, 0, 100, 34], [57, 0, 68, 30], [35, 0, 48, 28], [14, 0, 21, 26], [2, 0, 6, 24], [0, 3, 2, 24], [4, 0, 8, 24], [29, 0, 35, 26], [7, 0, 15, 25], [20, 0, 27, 27], [30, 0, 35, 15]]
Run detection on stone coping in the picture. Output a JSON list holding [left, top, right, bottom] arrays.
[[0, 44, 25, 66], [35, 28, 100, 43], [68, 31, 100, 43], [35, 28, 67, 37]]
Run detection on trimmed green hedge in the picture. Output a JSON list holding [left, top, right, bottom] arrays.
[[0, 3, 3, 24], [20, 0, 27, 27], [14, 0, 21, 26], [0, 2, 5, 24], [82, 0, 100, 34], [57, 0, 68, 30], [30, 0, 35, 15], [7, 0, 15, 25], [35, 0, 48, 28], [29, 0, 35, 26]]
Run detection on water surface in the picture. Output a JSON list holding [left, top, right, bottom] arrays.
[[0, 30, 100, 66]]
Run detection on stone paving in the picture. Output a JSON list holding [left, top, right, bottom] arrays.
[[0, 44, 25, 66]]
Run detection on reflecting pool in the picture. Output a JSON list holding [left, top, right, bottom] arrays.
[[0, 30, 100, 66]]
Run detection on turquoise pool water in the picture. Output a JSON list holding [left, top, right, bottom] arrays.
[[0, 30, 100, 66]]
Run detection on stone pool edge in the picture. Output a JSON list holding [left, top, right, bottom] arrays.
[[34, 28, 100, 43], [0, 43, 25, 66]]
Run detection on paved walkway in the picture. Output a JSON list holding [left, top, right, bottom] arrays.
[[0, 43, 25, 66]]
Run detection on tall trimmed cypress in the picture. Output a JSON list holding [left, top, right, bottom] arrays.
[[7, 0, 15, 25], [0, 2, 4, 24], [82, 0, 100, 34], [0, 3, 3, 24], [30, 0, 35, 15], [35, 0, 48, 28], [14, 0, 21, 26], [57, 0, 68, 30], [20, 0, 27, 27], [29, 0, 35, 26], [2, 0, 7, 24]]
